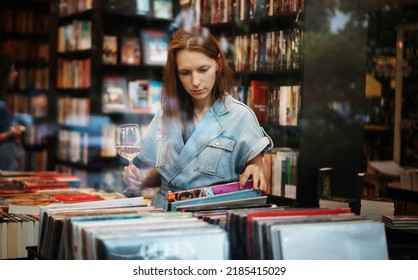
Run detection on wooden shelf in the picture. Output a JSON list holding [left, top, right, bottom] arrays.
[[364, 124, 393, 132]]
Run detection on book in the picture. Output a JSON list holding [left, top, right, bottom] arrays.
[[175, 196, 268, 212], [226, 206, 281, 260], [382, 215, 418, 229], [140, 29, 169, 66], [11, 213, 32, 258], [40, 206, 159, 259], [128, 80, 150, 111], [8, 172, 81, 188], [148, 80, 162, 113], [121, 37, 141, 65], [249, 80, 271, 125], [6, 213, 21, 259], [270, 148, 298, 198], [100, 123, 117, 157], [135, 0, 150, 15], [38, 197, 146, 252], [270, 220, 388, 260], [152, 0, 173, 19], [169, 189, 263, 211], [67, 211, 156, 260], [167, 180, 254, 202], [95, 226, 228, 260], [6, 188, 118, 215], [102, 75, 129, 113], [71, 214, 196, 259], [102, 35, 117, 64], [7, 199, 61, 215], [252, 213, 363, 260], [246, 207, 352, 259], [15, 179, 69, 190], [0, 214, 8, 259]]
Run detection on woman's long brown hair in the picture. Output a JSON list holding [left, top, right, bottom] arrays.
[[161, 26, 236, 136]]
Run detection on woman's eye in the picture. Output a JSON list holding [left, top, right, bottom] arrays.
[[179, 72, 190, 76]]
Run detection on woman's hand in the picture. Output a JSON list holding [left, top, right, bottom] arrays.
[[240, 153, 267, 191], [122, 166, 161, 189], [0, 126, 23, 142], [122, 165, 144, 187]]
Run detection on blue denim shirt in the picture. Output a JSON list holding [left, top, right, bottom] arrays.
[[138, 94, 274, 210]]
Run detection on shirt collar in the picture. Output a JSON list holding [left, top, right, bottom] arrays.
[[212, 93, 232, 116]]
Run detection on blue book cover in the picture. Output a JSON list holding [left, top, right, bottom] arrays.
[[82, 217, 203, 260], [95, 227, 229, 260], [71, 212, 195, 259], [270, 220, 388, 260]]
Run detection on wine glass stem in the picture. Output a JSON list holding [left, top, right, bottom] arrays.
[[128, 160, 135, 188]]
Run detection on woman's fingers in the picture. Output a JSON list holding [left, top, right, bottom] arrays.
[[123, 165, 143, 186], [241, 164, 267, 192]]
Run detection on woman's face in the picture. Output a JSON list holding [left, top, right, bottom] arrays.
[[176, 49, 218, 105]]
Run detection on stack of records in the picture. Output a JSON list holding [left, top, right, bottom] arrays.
[[37, 197, 229, 260], [167, 180, 268, 212], [227, 207, 389, 260], [382, 215, 418, 230]]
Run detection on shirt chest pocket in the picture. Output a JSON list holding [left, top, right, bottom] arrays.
[[196, 136, 236, 178]]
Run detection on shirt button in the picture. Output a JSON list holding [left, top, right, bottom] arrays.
[[215, 141, 220, 146]]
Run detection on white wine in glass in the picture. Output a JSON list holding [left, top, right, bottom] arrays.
[[115, 123, 143, 196]]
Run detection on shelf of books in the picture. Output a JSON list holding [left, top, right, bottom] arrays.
[[0, 1, 51, 171], [48, 0, 176, 189], [0, 169, 128, 259], [186, 0, 304, 204]]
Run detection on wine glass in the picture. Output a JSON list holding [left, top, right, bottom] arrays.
[[115, 123, 143, 196]]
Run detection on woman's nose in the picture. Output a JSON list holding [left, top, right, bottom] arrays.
[[191, 72, 200, 87]]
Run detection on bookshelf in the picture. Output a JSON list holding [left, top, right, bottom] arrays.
[[1, 0, 369, 207], [190, 0, 368, 207], [189, 1, 303, 205], [49, 0, 178, 188], [394, 24, 418, 169], [0, 0, 52, 172]]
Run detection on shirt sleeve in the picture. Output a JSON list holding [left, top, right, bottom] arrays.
[[235, 107, 274, 173]]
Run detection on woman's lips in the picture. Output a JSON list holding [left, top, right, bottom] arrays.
[[192, 89, 204, 94]]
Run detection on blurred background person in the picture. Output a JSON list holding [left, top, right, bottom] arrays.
[[0, 53, 26, 171]]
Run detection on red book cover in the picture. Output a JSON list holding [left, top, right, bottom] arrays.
[[52, 194, 104, 203], [22, 180, 69, 190], [35, 174, 81, 187], [250, 80, 271, 125], [246, 207, 352, 259]]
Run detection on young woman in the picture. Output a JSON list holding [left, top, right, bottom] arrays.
[[122, 26, 273, 210], [0, 53, 25, 171]]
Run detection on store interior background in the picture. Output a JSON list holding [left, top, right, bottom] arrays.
[[292, 0, 417, 209], [364, 0, 418, 213], [0, 0, 417, 213]]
